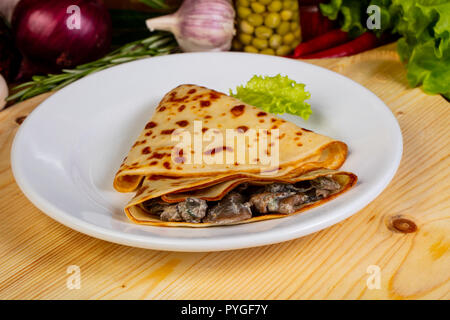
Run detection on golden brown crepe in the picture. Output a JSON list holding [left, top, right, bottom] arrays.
[[114, 84, 348, 192], [114, 84, 357, 227]]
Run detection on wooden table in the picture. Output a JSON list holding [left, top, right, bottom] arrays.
[[0, 44, 448, 300]]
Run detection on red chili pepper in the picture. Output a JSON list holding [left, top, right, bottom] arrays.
[[300, 32, 379, 59], [291, 29, 350, 58]]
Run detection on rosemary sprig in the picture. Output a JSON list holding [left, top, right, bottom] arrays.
[[8, 32, 178, 102], [139, 0, 169, 10]]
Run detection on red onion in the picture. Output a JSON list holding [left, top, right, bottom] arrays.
[[11, 0, 111, 70], [0, 15, 21, 81]]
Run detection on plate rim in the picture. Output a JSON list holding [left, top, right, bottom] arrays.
[[10, 52, 403, 252]]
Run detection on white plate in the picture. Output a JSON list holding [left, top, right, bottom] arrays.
[[11, 52, 402, 252]]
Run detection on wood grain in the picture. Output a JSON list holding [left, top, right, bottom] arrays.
[[0, 43, 448, 300]]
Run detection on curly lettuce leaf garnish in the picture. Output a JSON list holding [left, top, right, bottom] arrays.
[[319, 0, 450, 99], [229, 74, 312, 120], [400, 40, 450, 98]]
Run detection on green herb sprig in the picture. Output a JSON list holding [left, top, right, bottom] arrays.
[[8, 32, 178, 102], [139, 0, 170, 10]]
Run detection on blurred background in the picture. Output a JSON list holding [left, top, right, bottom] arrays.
[[0, 0, 448, 109]]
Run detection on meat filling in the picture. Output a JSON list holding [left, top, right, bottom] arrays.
[[278, 194, 310, 214], [249, 191, 296, 214], [177, 198, 208, 223], [161, 205, 182, 222], [141, 176, 341, 224], [203, 193, 252, 225], [142, 198, 207, 222]]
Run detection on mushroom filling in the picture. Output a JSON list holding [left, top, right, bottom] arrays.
[[141, 176, 341, 224]]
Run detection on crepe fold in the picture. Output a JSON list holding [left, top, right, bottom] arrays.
[[114, 84, 357, 227]]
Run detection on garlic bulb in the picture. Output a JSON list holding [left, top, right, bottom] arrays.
[[0, 74, 8, 110], [0, 0, 20, 23], [146, 0, 235, 52]]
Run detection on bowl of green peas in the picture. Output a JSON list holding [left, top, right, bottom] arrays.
[[232, 0, 302, 56]]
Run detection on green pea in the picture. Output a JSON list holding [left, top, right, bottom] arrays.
[[276, 45, 292, 56], [237, 6, 252, 19], [283, 32, 295, 45], [251, 2, 265, 14], [291, 1, 298, 10], [269, 34, 282, 49], [255, 26, 273, 39], [260, 48, 275, 55], [252, 37, 268, 49], [239, 20, 254, 34], [247, 13, 264, 27], [280, 10, 293, 21], [282, 1, 293, 10], [258, 0, 272, 5], [236, 0, 250, 7], [290, 21, 299, 31], [232, 39, 243, 51], [276, 21, 290, 35], [239, 33, 253, 45], [268, 1, 282, 12], [244, 45, 259, 53], [264, 13, 281, 28], [293, 27, 301, 39]]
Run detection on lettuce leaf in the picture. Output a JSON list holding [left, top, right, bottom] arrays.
[[320, 0, 365, 37], [404, 41, 450, 98], [320, 0, 395, 37], [229, 75, 312, 120], [393, 0, 450, 60], [320, 0, 450, 99]]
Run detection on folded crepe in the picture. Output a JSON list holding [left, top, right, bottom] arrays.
[[114, 84, 357, 227]]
